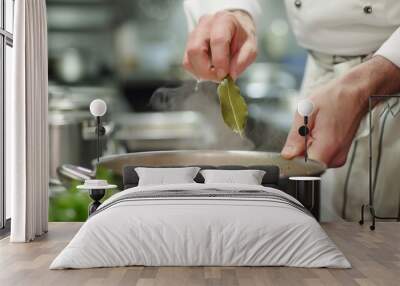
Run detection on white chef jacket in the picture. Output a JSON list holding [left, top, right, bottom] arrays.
[[183, 0, 400, 68]]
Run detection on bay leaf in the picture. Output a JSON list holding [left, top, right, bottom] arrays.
[[217, 76, 248, 136]]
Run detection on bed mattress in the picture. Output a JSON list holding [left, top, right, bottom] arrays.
[[50, 183, 350, 269]]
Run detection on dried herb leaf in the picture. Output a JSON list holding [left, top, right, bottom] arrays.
[[217, 76, 248, 136]]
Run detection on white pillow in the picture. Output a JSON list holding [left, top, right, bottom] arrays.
[[200, 169, 266, 185], [135, 167, 200, 186]]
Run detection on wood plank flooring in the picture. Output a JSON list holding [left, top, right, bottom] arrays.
[[0, 222, 399, 286]]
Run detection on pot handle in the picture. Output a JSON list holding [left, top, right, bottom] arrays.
[[57, 164, 95, 186]]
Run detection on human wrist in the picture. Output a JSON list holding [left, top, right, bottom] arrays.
[[369, 55, 400, 95], [337, 65, 372, 116], [337, 56, 398, 115], [344, 56, 400, 102]]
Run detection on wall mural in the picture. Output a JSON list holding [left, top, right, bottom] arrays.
[[47, 0, 307, 221]]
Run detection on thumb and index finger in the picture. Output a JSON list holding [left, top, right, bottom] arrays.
[[183, 12, 257, 82], [210, 14, 256, 81], [209, 15, 234, 80], [281, 110, 336, 166], [281, 113, 308, 160]]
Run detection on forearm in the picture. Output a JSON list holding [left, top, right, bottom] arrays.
[[339, 55, 400, 113], [370, 56, 400, 95]]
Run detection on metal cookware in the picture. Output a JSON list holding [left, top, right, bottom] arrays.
[[49, 85, 118, 181], [97, 150, 326, 178], [57, 150, 326, 188], [49, 111, 98, 180]]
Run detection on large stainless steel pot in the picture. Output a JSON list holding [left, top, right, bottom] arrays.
[[97, 150, 326, 178], [49, 85, 118, 181], [49, 111, 98, 180], [57, 150, 326, 188]]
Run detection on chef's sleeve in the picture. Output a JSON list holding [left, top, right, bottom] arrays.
[[183, 0, 261, 31], [375, 27, 400, 68]]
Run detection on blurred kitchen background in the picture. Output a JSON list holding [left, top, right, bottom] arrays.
[[47, 0, 307, 221]]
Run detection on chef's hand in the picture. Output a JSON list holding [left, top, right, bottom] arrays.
[[183, 10, 257, 81], [281, 56, 400, 167]]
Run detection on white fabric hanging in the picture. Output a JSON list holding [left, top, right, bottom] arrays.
[[7, 0, 49, 242]]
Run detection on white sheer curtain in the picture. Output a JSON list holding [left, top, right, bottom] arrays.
[[7, 0, 49, 242]]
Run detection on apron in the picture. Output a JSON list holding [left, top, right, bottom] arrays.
[[301, 51, 400, 221]]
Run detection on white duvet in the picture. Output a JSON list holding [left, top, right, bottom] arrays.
[[50, 183, 351, 269]]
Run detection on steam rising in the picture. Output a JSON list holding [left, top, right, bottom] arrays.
[[150, 80, 255, 150]]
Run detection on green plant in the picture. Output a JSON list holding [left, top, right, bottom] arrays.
[[48, 166, 121, 222]]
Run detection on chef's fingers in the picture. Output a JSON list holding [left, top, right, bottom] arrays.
[[308, 136, 349, 168], [209, 13, 236, 80], [182, 52, 195, 76], [186, 40, 215, 81], [229, 38, 257, 80], [185, 16, 217, 81], [281, 113, 307, 159], [307, 136, 339, 167]]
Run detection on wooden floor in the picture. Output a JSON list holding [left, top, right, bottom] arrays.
[[0, 222, 399, 286]]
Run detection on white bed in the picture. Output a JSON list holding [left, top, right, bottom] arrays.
[[50, 183, 350, 269]]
